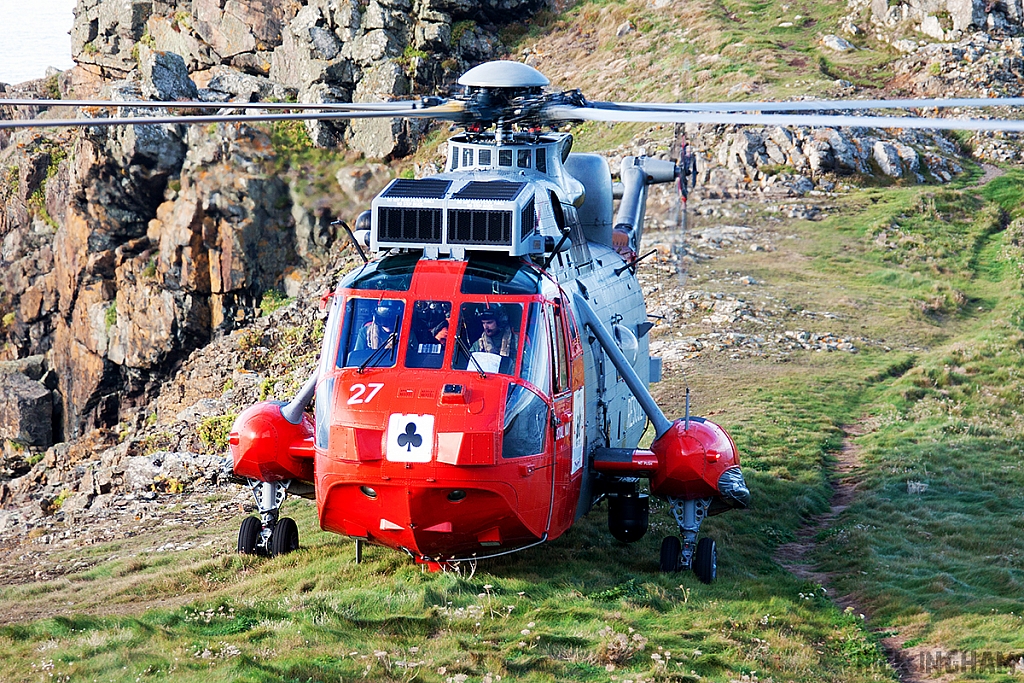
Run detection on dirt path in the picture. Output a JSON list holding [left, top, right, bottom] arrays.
[[773, 425, 926, 683], [969, 163, 1005, 189]]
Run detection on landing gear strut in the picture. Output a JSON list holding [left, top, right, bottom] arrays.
[[237, 479, 300, 556], [659, 497, 717, 584]]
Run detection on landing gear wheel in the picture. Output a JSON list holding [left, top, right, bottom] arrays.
[[237, 516, 261, 555], [693, 537, 717, 584], [659, 535, 681, 573], [270, 517, 299, 556]]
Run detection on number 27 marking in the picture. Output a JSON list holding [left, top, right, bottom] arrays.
[[347, 383, 384, 405]]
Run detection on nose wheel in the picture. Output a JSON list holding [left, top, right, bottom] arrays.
[[660, 497, 717, 583], [237, 480, 300, 557]]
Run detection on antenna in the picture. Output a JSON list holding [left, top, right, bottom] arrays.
[[684, 387, 690, 431], [335, 219, 367, 263]]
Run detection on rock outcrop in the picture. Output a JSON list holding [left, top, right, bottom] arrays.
[[677, 122, 965, 199], [845, 0, 1024, 45], [68, 0, 539, 156], [2, 0, 542, 441]]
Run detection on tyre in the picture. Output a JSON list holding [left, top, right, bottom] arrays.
[[270, 517, 299, 556], [659, 535, 681, 573], [237, 516, 261, 555], [693, 537, 717, 584]]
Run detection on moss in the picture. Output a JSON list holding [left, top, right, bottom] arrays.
[[51, 489, 71, 511], [171, 10, 191, 30], [451, 20, 476, 44], [270, 120, 316, 168], [1, 312, 14, 329], [45, 147, 66, 179], [43, 75, 60, 100], [152, 475, 185, 494], [197, 415, 237, 454], [403, 45, 429, 60], [27, 189, 57, 229], [260, 289, 292, 315], [105, 303, 117, 331], [138, 431, 176, 456]]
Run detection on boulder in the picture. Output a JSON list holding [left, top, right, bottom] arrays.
[[920, 15, 946, 40], [146, 15, 219, 72], [192, 0, 299, 59], [821, 34, 855, 52], [124, 450, 227, 491], [873, 141, 904, 177], [0, 372, 53, 447], [71, 0, 153, 75], [0, 355, 46, 381], [346, 61, 411, 159], [201, 67, 295, 102], [138, 47, 200, 101]]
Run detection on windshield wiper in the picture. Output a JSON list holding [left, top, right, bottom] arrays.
[[455, 332, 487, 378], [358, 332, 397, 373]]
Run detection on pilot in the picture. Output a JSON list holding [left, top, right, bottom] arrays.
[[411, 302, 449, 347], [355, 301, 401, 351], [470, 307, 518, 359], [421, 301, 449, 343]]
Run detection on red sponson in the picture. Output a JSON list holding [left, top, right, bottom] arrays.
[[230, 402, 315, 482], [649, 418, 740, 498]]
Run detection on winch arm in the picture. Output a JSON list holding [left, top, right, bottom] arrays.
[[573, 293, 672, 437]]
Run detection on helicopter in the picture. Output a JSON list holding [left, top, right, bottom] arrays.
[[6, 60, 1024, 582], [226, 61, 753, 583]]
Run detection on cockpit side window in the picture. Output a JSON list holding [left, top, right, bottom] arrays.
[[502, 384, 548, 458], [406, 300, 451, 369], [338, 298, 404, 369], [547, 304, 570, 394], [453, 302, 523, 375], [519, 302, 551, 396]]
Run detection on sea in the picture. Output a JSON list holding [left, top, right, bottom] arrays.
[[0, 0, 77, 85]]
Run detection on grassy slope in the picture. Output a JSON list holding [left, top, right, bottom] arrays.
[[2, 2, 1024, 682], [811, 173, 1024, 654]]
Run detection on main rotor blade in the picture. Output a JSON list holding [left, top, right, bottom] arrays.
[[546, 104, 1024, 132], [0, 101, 467, 130], [588, 96, 1024, 113], [1, 97, 434, 111]]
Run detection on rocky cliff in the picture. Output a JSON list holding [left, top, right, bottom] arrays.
[[1, 0, 542, 450]]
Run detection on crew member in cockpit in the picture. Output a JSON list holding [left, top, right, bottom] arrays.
[[354, 301, 401, 351], [471, 307, 518, 360]]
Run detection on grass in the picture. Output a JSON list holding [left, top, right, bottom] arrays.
[[6, 169, 1024, 681], [0, 496, 893, 682]]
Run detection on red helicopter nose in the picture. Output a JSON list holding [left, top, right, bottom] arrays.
[[230, 402, 314, 482], [649, 418, 740, 499]]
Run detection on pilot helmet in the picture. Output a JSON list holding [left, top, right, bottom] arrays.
[[373, 300, 400, 324], [477, 306, 507, 326]]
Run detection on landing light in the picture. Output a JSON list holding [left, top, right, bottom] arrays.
[[360, 486, 378, 499], [447, 490, 467, 502]]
